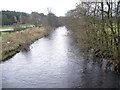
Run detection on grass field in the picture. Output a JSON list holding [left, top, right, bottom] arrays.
[[1, 32, 10, 36], [0, 27, 14, 30], [0, 24, 35, 30]]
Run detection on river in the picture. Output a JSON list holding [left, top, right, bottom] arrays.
[[2, 26, 120, 88]]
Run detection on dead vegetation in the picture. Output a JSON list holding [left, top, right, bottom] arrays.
[[1, 27, 47, 61], [64, 1, 120, 73]]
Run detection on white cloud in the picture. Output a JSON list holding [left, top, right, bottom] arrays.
[[0, 0, 77, 16]]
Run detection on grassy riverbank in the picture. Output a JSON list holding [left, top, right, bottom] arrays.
[[1, 27, 48, 61]]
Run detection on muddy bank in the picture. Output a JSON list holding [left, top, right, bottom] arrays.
[[1, 27, 51, 61]]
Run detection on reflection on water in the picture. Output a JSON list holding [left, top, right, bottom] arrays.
[[2, 26, 120, 88]]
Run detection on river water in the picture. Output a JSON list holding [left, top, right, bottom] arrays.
[[2, 27, 120, 88]]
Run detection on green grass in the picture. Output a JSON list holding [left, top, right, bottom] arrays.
[[0, 27, 14, 30], [1, 25, 35, 37], [1, 32, 11, 36], [0, 24, 35, 30], [105, 27, 118, 35], [20, 25, 35, 28]]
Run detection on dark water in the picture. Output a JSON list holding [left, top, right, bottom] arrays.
[[2, 27, 120, 88]]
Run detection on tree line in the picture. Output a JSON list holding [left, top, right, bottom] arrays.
[[64, 0, 120, 71], [1, 10, 62, 28], [2, 11, 28, 25]]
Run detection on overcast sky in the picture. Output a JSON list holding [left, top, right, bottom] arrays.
[[0, 0, 78, 16]]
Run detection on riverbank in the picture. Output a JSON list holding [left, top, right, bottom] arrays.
[[75, 39, 120, 73], [1, 27, 49, 61]]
